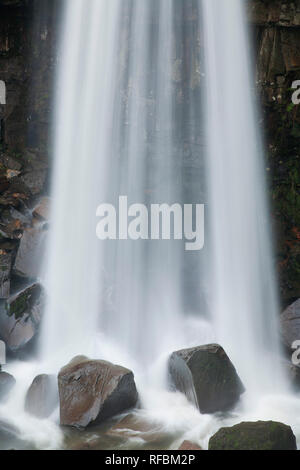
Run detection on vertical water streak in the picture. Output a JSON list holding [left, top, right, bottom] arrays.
[[41, 0, 122, 365], [201, 0, 284, 397]]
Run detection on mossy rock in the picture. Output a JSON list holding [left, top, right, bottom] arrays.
[[209, 421, 297, 450], [5, 283, 43, 320]]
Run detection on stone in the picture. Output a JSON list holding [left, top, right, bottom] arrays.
[[280, 299, 300, 352], [13, 222, 47, 279], [58, 356, 138, 429], [209, 421, 297, 451], [169, 344, 245, 414], [0, 251, 12, 298], [0, 372, 16, 400], [32, 197, 50, 221], [20, 170, 47, 196], [179, 441, 202, 451], [0, 283, 44, 353], [0, 207, 31, 240], [25, 374, 58, 419]]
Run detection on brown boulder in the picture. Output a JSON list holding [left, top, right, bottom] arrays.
[[179, 441, 202, 451], [58, 356, 138, 429]]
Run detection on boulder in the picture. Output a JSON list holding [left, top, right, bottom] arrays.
[[25, 374, 58, 419], [0, 251, 12, 298], [0, 372, 16, 400], [179, 441, 202, 451], [280, 299, 300, 352], [169, 344, 244, 414], [20, 170, 47, 196], [0, 283, 44, 353], [0, 207, 32, 240], [13, 222, 47, 279], [58, 356, 138, 429], [209, 421, 297, 451], [33, 197, 50, 221]]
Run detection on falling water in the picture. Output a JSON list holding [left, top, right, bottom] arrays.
[[1, 0, 300, 451], [202, 0, 285, 398], [41, 0, 207, 373]]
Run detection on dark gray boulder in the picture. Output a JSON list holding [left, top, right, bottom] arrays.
[[0, 251, 12, 299], [209, 421, 297, 450], [169, 344, 244, 414], [0, 283, 44, 353], [25, 374, 58, 419], [0, 372, 16, 400], [58, 356, 138, 429], [280, 299, 300, 352]]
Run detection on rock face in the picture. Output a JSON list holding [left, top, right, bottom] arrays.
[[209, 421, 297, 451], [169, 344, 244, 414], [280, 299, 300, 352], [58, 356, 139, 429], [0, 372, 16, 400], [25, 374, 58, 419], [0, 283, 44, 353]]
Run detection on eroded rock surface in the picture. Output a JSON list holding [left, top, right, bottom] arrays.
[[58, 356, 138, 429]]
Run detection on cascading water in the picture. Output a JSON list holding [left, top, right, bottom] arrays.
[[202, 0, 285, 398], [1, 0, 300, 451], [42, 0, 209, 374]]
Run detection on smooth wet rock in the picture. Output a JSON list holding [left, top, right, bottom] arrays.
[[169, 344, 244, 414], [280, 299, 300, 352], [25, 374, 58, 419], [0, 372, 16, 401], [0, 251, 12, 298], [33, 197, 50, 221], [0, 283, 44, 353], [179, 441, 202, 451], [13, 222, 47, 279], [209, 421, 297, 451], [58, 356, 139, 429]]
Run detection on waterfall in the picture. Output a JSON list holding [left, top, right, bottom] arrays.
[[41, 0, 209, 372], [1, 0, 299, 451], [202, 0, 285, 398]]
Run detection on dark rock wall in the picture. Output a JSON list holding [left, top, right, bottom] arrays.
[[0, 0, 58, 309], [0, 0, 298, 308], [249, 0, 300, 305]]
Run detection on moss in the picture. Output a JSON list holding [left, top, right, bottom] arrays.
[[209, 421, 297, 450], [5, 284, 42, 320]]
